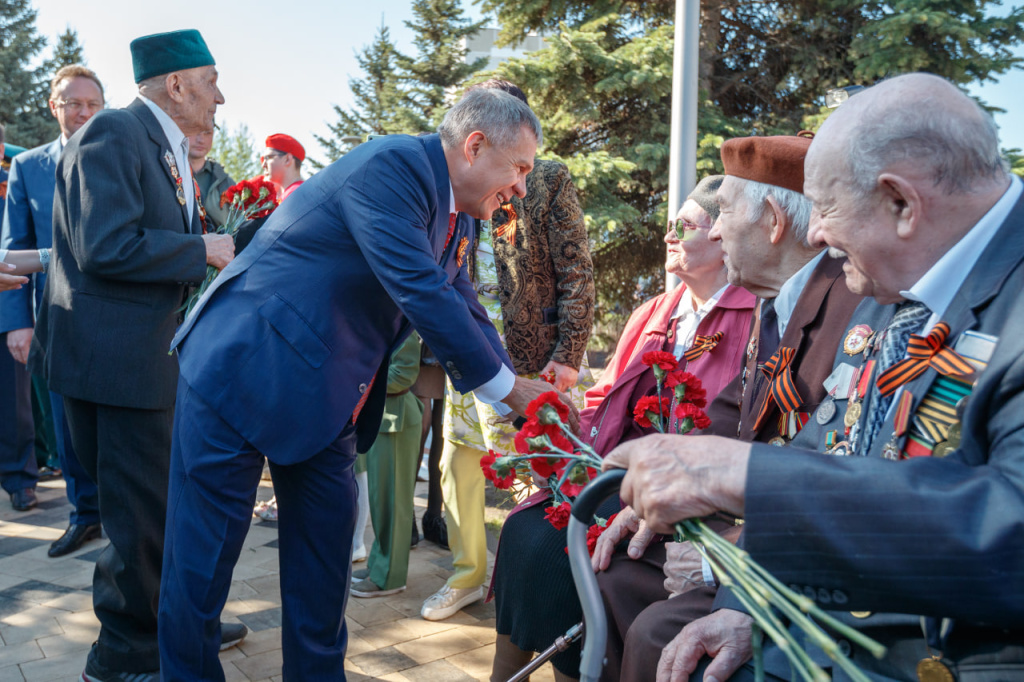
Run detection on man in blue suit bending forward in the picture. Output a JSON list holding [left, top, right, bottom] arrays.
[[159, 88, 566, 680]]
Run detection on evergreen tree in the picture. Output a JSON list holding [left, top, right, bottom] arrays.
[[403, 0, 488, 130], [43, 27, 85, 72], [209, 122, 261, 182], [0, 0, 50, 146], [314, 22, 417, 163]]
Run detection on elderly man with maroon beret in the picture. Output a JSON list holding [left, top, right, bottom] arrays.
[[594, 133, 863, 682]]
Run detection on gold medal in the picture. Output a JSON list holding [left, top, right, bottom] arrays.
[[881, 439, 900, 461], [768, 436, 786, 446], [933, 441, 956, 458], [916, 657, 954, 682], [843, 324, 872, 355], [945, 421, 962, 445], [844, 401, 862, 428]]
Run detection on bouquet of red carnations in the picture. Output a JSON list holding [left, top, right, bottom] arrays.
[[184, 177, 279, 315]]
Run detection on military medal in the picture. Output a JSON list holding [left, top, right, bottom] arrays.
[[881, 391, 914, 461], [455, 237, 469, 268], [164, 151, 187, 206], [843, 324, 872, 356], [816, 396, 836, 424], [828, 440, 852, 456], [916, 657, 954, 682], [767, 436, 786, 446]]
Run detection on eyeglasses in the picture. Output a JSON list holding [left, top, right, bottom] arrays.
[[56, 99, 103, 113], [260, 152, 285, 164], [668, 220, 710, 240]]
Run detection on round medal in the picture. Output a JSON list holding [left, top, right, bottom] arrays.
[[850, 611, 872, 619], [933, 441, 956, 458], [768, 436, 786, 446], [916, 658, 954, 682], [844, 401, 862, 428], [946, 421, 962, 444], [843, 324, 872, 356], [816, 397, 836, 424]]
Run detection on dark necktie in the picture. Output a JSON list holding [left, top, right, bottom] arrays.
[[756, 298, 780, 366], [859, 301, 930, 453]]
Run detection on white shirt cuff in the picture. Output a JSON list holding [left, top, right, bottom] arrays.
[[473, 364, 516, 406], [0, 249, 8, 264]]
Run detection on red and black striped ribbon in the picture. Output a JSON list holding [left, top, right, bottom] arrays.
[[753, 346, 802, 431], [683, 332, 723, 362], [876, 322, 974, 396], [443, 213, 457, 252]]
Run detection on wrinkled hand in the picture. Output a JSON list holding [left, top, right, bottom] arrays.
[[502, 375, 580, 435], [663, 525, 743, 597], [658, 609, 754, 682], [602, 434, 749, 534], [591, 505, 656, 572], [0, 264, 28, 292], [6, 328, 33, 365], [202, 233, 235, 270], [540, 360, 579, 393]]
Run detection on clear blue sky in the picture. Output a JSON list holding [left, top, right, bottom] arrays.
[[29, 0, 1024, 162]]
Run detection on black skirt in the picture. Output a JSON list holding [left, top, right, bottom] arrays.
[[493, 496, 622, 678]]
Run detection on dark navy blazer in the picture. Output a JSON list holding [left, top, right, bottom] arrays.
[[173, 133, 511, 463], [0, 139, 60, 332]]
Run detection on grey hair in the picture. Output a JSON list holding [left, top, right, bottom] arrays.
[[438, 88, 543, 151], [844, 88, 1007, 197], [739, 178, 813, 246]]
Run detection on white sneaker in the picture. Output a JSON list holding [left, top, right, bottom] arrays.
[[352, 545, 367, 563], [420, 584, 483, 621]]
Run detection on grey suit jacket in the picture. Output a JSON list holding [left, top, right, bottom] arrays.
[[31, 99, 208, 409], [722, 191, 1024, 679]]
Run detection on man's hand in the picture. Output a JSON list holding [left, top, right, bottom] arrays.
[[602, 434, 750, 534], [540, 360, 579, 393], [202, 233, 235, 270], [502, 375, 580, 434], [6, 328, 33, 365], [658, 609, 754, 682], [591, 505, 656, 572], [663, 525, 743, 597]]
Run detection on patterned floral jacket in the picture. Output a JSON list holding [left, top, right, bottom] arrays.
[[485, 159, 595, 375]]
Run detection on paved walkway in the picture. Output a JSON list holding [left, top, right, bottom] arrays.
[[0, 476, 559, 681]]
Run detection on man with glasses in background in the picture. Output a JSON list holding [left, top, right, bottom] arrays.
[[0, 67, 104, 543], [261, 133, 305, 202]]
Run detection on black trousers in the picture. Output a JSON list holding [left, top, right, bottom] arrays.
[[0, 334, 37, 495], [64, 396, 172, 673]]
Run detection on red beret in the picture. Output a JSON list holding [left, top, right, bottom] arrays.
[[265, 134, 305, 162], [720, 132, 814, 194]]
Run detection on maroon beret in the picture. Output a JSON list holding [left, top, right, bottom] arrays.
[[720, 132, 814, 194], [265, 133, 305, 162]]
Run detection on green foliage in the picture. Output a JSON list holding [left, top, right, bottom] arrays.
[[209, 122, 261, 182], [43, 27, 84, 71], [1005, 148, 1024, 178], [0, 0, 51, 147]]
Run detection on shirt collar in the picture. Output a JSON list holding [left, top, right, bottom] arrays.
[[775, 249, 826, 336], [900, 174, 1022, 318], [138, 95, 186, 154], [448, 181, 456, 217], [673, 282, 728, 321]]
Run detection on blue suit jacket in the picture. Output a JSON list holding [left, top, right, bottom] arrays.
[[0, 139, 60, 332], [173, 134, 511, 463]]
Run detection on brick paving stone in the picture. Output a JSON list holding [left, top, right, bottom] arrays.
[[16, 647, 86, 682], [349, 645, 420, 677], [395, 628, 484, 665], [0, 642, 43, 671], [399, 658, 481, 682]]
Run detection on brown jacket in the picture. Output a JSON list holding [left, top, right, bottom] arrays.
[[487, 159, 595, 374], [707, 254, 863, 443]]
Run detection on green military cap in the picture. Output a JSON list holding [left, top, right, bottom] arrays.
[[130, 29, 216, 83]]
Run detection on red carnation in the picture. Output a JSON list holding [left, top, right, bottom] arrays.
[[559, 463, 596, 497], [633, 395, 670, 428], [514, 420, 549, 454], [480, 450, 516, 489], [665, 370, 708, 407], [544, 502, 572, 530], [675, 402, 711, 431], [526, 391, 570, 425], [586, 513, 618, 555], [531, 455, 567, 480], [641, 351, 678, 372]]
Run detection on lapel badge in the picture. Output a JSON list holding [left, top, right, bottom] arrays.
[[843, 324, 872, 356], [455, 237, 469, 268]]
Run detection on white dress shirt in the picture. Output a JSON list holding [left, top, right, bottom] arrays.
[[671, 283, 728, 358], [139, 95, 194, 222]]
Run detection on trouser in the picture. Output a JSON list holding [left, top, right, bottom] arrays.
[[160, 376, 357, 681], [63, 396, 172, 673], [440, 439, 488, 589], [0, 338, 37, 494], [366, 403, 422, 590], [30, 374, 56, 467], [50, 391, 100, 526]]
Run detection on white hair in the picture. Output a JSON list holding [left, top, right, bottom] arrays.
[[438, 88, 543, 151], [740, 178, 813, 246]]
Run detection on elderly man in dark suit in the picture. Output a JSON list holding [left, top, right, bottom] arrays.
[[592, 134, 863, 682], [1, 64, 105, 554], [159, 87, 570, 680], [30, 30, 237, 681], [608, 73, 1024, 682]]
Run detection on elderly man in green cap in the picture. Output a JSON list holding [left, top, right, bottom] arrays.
[[30, 29, 240, 681]]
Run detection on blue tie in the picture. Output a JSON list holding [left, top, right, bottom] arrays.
[[859, 301, 930, 454]]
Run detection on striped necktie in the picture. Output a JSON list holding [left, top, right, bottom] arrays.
[[859, 301, 930, 454]]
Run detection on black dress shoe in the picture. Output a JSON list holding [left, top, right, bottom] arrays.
[[38, 466, 63, 481], [48, 523, 102, 557], [220, 621, 248, 650], [10, 488, 37, 512], [422, 512, 449, 549], [410, 519, 421, 548]]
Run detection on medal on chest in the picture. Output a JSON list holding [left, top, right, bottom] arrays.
[[164, 151, 187, 206]]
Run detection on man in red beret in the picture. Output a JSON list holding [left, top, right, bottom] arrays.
[[594, 133, 863, 681], [262, 133, 305, 201]]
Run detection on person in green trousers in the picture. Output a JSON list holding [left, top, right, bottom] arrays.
[[350, 333, 424, 597]]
